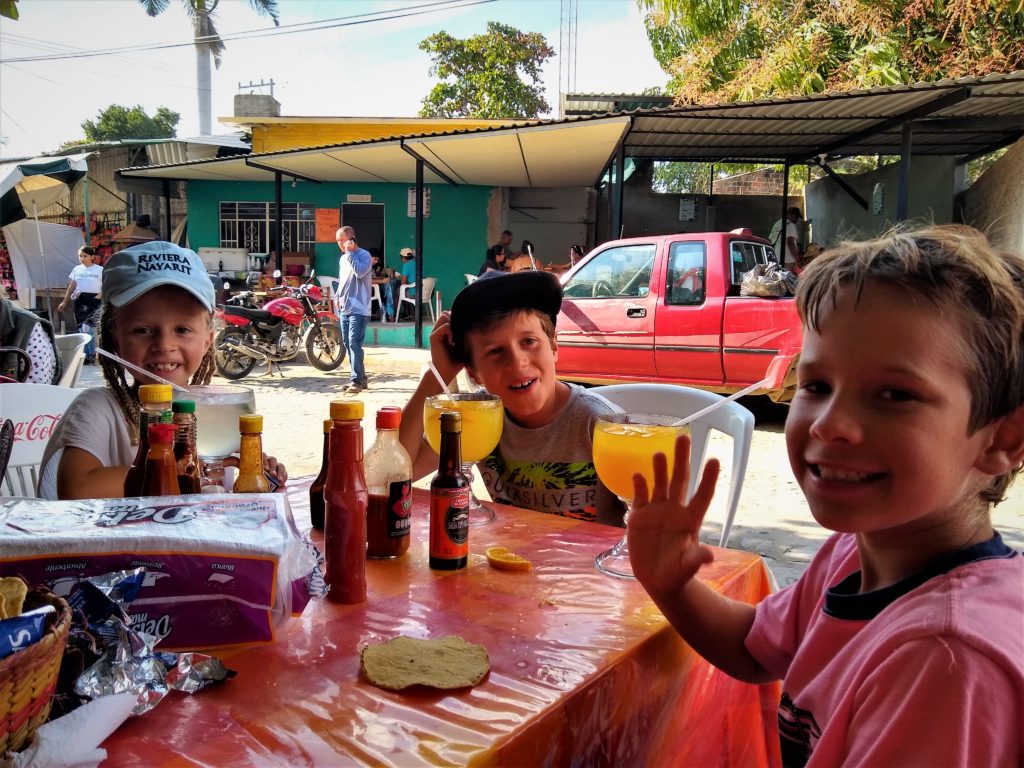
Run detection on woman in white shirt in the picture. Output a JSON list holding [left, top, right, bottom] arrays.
[[57, 245, 103, 363]]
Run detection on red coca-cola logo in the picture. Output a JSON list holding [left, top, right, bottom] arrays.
[[13, 414, 63, 443]]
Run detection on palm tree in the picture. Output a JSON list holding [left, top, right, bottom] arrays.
[[138, 0, 280, 136]]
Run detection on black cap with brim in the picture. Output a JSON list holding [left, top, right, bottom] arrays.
[[450, 270, 562, 361]]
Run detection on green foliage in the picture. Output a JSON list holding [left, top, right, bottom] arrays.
[[640, 0, 1024, 104], [418, 21, 555, 118], [0, 0, 19, 21], [652, 162, 816, 194], [81, 104, 181, 141], [138, 0, 279, 67]]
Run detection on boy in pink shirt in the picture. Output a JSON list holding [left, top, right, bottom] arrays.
[[628, 225, 1024, 767]]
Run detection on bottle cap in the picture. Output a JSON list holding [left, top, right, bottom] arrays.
[[440, 411, 462, 433], [139, 384, 172, 404], [330, 400, 363, 421], [322, 419, 333, 434], [239, 414, 263, 433], [376, 407, 401, 429], [172, 400, 196, 414], [148, 422, 176, 443]]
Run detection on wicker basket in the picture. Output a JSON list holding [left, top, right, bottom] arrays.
[[0, 591, 72, 754]]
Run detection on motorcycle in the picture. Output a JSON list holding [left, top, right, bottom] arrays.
[[214, 271, 345, 380]]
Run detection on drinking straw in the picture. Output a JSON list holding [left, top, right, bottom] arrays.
[[427, 362, 454, 398], [95, 348, 190, 394], [671, 378, 767, 428]]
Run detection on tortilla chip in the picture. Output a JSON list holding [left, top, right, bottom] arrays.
[[360, 635, 490, 691], [0, 578, 27, 618]]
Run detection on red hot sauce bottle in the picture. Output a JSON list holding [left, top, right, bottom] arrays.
[[323, 400, 368, 603], [429, 411, 469, 570], [364, 407, 413, 558]]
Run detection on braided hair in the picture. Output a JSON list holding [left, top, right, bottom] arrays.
[[98, 297, 216, 445]]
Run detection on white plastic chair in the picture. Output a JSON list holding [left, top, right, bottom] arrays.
[[54, 333, 90, 388], [370, 284, 382, 319], [396, 277, 437, 323], [1, 383, 81, 497], [316, 275, 336, 299], [592, 384, 754, 548]]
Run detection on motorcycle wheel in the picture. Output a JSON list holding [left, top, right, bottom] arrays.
[[215, 327, 258, 380], [306, 323, 346, 371]]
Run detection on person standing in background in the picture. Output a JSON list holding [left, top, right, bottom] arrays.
[[57, 245, 103, 364], [336, 226, 372, 394], [770, 207, 804, 270], [487, 230, 513, 262]]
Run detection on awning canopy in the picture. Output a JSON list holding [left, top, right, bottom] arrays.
[[116, 71, 1024, 189], [117, 117, 632, 188]]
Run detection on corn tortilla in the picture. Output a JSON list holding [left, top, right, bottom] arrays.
[[360, 635, 490, 691]]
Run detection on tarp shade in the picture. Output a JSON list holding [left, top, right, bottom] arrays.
[[0, 154, 90, 226], [2, 219, 84, 308]]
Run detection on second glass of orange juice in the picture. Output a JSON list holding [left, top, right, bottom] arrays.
[[592, 413, 690, 578]]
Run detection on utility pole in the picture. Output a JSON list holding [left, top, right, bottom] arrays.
[[558, 0, 578, 117]]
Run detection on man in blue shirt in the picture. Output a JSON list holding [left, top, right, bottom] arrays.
[[336, 226, 372, 393]]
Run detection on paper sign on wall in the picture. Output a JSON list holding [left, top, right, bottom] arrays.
[[315, 208, 340, 242], [407, 187, 431, 218]]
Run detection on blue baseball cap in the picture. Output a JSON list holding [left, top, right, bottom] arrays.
[[102, 241, 215, 311]]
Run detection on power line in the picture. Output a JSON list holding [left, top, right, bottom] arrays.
[[0, 0, 496, 64]]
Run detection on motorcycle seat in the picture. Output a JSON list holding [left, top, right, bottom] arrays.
[[220, 305, 277, 323]]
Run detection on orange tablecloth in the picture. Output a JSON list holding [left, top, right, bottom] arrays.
[[100, 486, 781, 767]]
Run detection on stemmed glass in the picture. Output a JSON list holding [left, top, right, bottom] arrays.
[[187, 384, 256, 493], [424, 392, 503, 525], [592, 413, 690, 579]]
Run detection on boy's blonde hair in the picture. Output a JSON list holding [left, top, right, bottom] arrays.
[[98, 289, 215, 443], [796, 224, 1024, 503]]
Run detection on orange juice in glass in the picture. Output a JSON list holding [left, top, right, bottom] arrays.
[[424, 393, 503, 524], [593, 413, 689, 578]]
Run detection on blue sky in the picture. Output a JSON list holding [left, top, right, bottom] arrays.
[[0, 0, 667, 158]]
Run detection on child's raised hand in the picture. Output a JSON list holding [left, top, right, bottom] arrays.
[[428, 311, 462, 385], [627, 434, 719, 600]]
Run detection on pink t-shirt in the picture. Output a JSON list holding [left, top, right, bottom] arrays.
[[746, 532, 1023, 768]]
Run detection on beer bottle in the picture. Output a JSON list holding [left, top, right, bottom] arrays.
[[323, 400, 368, 603], [233, 414, 271, 493], [364, 407, 413, 558], [172, 400, 202, 494], [308, 419, 332, 530], [124, 384, 173, 497], [142, 422, 181, 497], [429, 412, 469, 570]]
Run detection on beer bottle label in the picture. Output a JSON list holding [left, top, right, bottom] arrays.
[[429, 487, 470, 560], [388, 480, 412, 539]]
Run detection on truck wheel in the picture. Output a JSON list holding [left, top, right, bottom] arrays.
[[306, 323, 346, 371], [215, 328, 257, 380]]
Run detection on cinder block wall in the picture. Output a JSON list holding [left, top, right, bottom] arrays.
[[961, 138, 1024, 254]]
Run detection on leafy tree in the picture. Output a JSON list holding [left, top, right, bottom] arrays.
[[137, 0, 279, 135], [419, 22, 555, 118], [640, 0, 1024, 104], [81, 104, 181, 141], [1, 0, 19, 21]]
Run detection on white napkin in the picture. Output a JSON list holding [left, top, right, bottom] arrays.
[[7, 693, 135, 768]]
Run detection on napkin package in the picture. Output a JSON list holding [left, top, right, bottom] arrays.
[[0, 494, 315, 649]]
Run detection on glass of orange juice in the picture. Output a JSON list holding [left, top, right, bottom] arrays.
[[593, 413, 689, 578], [424, 392, 503, 524]]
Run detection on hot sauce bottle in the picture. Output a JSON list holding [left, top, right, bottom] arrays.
[[323, 400, 368, 603], [142, 422, 181, 497], [124, 384, 173, 497], [429, 411, 469, 570], [364, 407, 412, 558], [308, 419, 332, 530], [233, 414, 271, 493], [171, 400, 202, 494]]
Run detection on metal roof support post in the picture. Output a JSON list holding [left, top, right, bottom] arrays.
[[611, 144, 625, 239], [274, 172, 283, 274], [897, 122, 913, 222], [415, 158, 425, 349], [163, 179, 172, 240], [778, 161, 790, 264]]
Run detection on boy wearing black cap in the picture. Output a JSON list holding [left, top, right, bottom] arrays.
[[399, 270, 623, 524]]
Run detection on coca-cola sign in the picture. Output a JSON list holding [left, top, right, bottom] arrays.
[[12, 414, 63, 443]]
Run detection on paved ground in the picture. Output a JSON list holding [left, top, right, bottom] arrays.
[[78, 345, 1024, 588]]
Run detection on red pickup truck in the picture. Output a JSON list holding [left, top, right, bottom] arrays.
[[555, 230, 802, 401]]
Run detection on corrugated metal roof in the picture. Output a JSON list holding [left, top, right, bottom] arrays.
[[118, 72, 1024, 188]]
